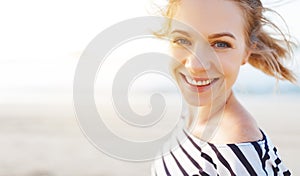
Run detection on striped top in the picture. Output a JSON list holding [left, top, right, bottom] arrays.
[[151, 129, 291, 176]]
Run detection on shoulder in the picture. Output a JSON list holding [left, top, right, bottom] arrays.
[[151, 129, 291, 176], [212, 120, 263, 144], [211, 95, 263, 144], [228, 113, 262, 143]]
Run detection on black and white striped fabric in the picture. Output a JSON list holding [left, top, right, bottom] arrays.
[[151, 129, 291, 176]]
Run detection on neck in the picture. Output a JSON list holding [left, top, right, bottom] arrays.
[[188, 90, 234, 141]]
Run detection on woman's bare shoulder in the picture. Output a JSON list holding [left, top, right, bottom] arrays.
[[211, 96, 263, 144], [211, 113, 263, 144]]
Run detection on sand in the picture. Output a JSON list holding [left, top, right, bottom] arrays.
[[0, 92, 299, 176]]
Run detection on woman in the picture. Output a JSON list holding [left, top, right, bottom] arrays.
[[152, 0, 295, 175]]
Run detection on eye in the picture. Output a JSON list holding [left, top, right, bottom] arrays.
[[212, 41, 232, 48], [172, 38, 192, 46]]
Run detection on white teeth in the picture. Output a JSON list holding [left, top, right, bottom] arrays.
[[192, 79, 197, 85], [186, 77, 192, 84], [185, 76, 213, 86]]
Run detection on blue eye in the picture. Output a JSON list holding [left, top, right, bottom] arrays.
[[213, 41, 231, 48], [173, 38, 192, 46]]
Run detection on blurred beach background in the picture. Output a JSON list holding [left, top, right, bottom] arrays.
[[1, 0, 300, 175]]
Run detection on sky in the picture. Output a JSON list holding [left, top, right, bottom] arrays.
[[0, 0, 299, 97]]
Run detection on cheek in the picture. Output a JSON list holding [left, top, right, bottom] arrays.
[[218, 52, 242, 85], [169, 59, 179, 79], [170, 47, 189, 64], [169, 53, 182, 80]]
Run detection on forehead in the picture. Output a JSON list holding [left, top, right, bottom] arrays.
[[173, 0, 245, 38]]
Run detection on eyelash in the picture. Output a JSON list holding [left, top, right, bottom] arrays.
[[172, 38, 232, 49], [172, 38, 192, 46], [211, 41, 232, 48]]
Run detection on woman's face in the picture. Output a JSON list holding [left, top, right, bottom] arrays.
[[169, 0, 250, 106]]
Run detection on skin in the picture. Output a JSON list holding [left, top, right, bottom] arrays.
[[169, 0, 262, 144]]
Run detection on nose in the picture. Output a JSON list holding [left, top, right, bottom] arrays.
[[184, 51, 211, 74]]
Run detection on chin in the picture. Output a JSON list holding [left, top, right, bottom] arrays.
[[178, 83, 213, 107], [182, 93, 212, 107]]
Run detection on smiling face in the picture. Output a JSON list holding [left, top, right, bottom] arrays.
[[169, 0, 250, 106]]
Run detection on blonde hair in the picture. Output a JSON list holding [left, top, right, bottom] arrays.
[[157, 0, 297, 83]]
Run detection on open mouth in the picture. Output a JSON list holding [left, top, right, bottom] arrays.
[[180, 73, 218, 87]]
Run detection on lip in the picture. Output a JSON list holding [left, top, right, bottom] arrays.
[[180, 73, 219, 93]]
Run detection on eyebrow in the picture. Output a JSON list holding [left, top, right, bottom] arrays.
[[171, 30, 236, 40], [208, 33, 236, 40], [170, 30, 191, 37]]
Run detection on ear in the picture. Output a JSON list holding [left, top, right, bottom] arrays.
[[242, 43, 256, 65], [241, 50, 251, 65]]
